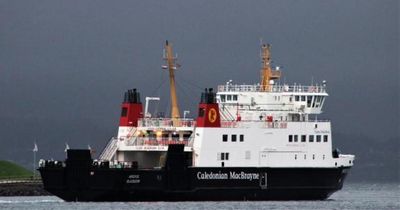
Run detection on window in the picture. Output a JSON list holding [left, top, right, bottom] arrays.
[[222, 134, 228, 142], [301, 135, 306, 142], [121, 107, 128, 117], [323, 135, 328, 142], [294, 135, 298, 142], [295, 95, 300, 101], [289, 135, 293, 142], [218, 153, 229, 161], [307, 96, 313, 107], [301, 96, 306, 101], [233, 95, 238, 101], [309, 135, 314, 142], [227, 95, 232, 101], [198, 108, 205, 117], [295, 154, 297, 160], [320, 97, 326, 107], [240, 134, 244, 142], [312, 96, 317, 107], [304, 154, 307, 160], [183, 133, 191, 141], [172, 133, 179, 140], [231, 134, 237, 142], [220, 95, 226, 102], [313, 154, 315, 160], [316, 135, 321, 142], [315, 96, 321, 108]]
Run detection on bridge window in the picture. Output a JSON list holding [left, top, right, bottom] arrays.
[[312, 96, 317, 107], [294, 135, 298, 142], [301, 96, 306, 101], [315, 96, 322, 108], [220, 95, 226, 102], [316, 135, 321, 142], [240, 134, 244, 142], [309, 135, 314, 142], [295, 95, 300, 101], [227, 95, 232, 101], [233, 95, 238, 101], [289, 135, 293, 142], [301, 135, 306, 142], [222, 134, 228, 142], [320, 97, 326, 107], [307, 96, 313, 107], [231, 134, 237, 142], [323, 135, 328, 142]]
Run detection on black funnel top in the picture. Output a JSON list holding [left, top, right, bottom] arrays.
[[200, 88, 216, 104], [123, 89, 141, 103]]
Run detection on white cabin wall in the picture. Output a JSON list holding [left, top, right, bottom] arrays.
[[193, 122, 334, 168]]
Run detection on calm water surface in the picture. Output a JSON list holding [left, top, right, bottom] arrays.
[[0, 183, 398, 210]]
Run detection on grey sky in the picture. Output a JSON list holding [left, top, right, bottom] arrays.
[[0, 1, 398, 180]]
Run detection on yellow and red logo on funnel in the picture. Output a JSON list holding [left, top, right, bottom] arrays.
[[208, 108, 217, 123]]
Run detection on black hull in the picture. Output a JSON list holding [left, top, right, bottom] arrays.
[[39, 166, 350, 201], [39, 148, 351, 202]]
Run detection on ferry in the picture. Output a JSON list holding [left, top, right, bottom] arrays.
[[38, 41, 354, 201]]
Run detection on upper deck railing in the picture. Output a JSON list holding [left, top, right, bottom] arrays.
[[138, 118, 196, 128], [217, 84, 327, 93]]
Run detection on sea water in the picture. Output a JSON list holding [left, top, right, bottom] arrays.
[[0, 183, 398, 210]]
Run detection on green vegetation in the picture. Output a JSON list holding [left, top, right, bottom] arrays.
[[0, 160, 32, 179]]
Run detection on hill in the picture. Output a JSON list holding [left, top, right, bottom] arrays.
[[0, 160, 33, 179]]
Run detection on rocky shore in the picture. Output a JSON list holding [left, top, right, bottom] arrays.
[[0, 182, 50, 196]]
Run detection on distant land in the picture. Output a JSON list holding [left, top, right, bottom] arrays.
[[0, 160, 32, 179], [334, 133, 399, 182]]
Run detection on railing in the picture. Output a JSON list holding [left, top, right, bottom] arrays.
[[125, 137, 190, 146], [138, 118, 196, 128], [221, 121, 287, 129], [221, 120, 329, 128], [217, 84, 327, 93]]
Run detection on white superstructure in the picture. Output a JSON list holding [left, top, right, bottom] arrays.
[[99, 43, 354, 171]]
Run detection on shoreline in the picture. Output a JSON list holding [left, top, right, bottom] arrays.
[[0, 182, 50, 196]]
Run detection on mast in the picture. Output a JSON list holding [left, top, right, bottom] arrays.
[[163, 40, 181, 119], [260, 43, 281, 91]]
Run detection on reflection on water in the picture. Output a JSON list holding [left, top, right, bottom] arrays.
[[0, 183, 399, 210]]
